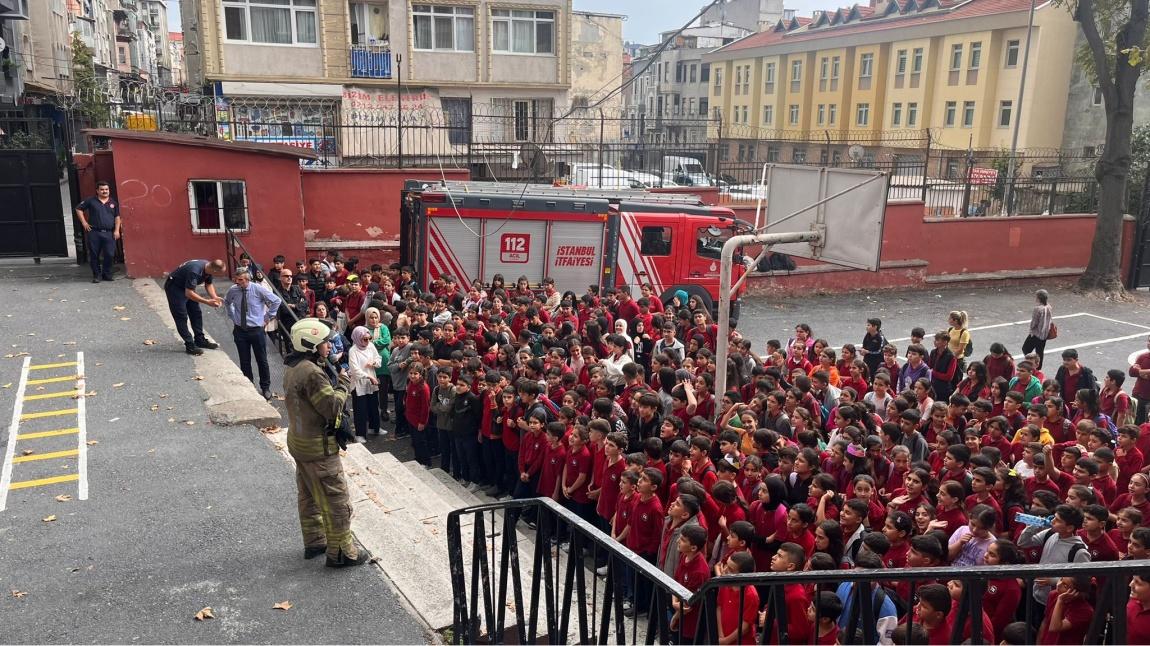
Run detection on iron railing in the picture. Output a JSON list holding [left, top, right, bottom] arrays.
[[349, 45, 393, 79], [447, 497, 1150, 645]]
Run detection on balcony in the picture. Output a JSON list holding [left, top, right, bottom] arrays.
[[349, 45, 391, 79]]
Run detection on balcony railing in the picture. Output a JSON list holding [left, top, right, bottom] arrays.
[[349, 45, 392, 79]]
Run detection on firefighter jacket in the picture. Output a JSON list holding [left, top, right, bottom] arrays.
[[284, 352, 351, 461]]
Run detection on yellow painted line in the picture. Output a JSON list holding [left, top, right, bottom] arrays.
[[9, 473, 79, 490], [12, 449, 79, 464], [17, 427, 79, 440], [26, 375, 79, 386], [20, 408, 78, 421], [28, 361, 78, 370], [23, 390, 78, 401]]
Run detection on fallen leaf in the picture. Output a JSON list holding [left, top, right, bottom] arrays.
[[184, 420, 195, 426], [21, 449, 33, 456], [46, 339, 54, 343], [272, 601, 293, 611], [167, 418, 175, 422], [1, 383, 10, 389], [108, 417, 119, 422], [11, 590, 26, 599], [112, 305, 126, 311], [86, 440, 98, 446], [142, 339, 157, 346], [119, 317, 131, 321], [42, 515, 56, 522], [194, 607, 214, 621], [159, 393, 169, 398], [260, 426, 280, 434], [55, 494, 72, 502], [273, 394, 285, 401], [62, 341, 76, 345], [192, 375, 204, 381], [34, 386, 44, 391], [147, 448, 156, 453], [112, 383, 125, 388], [149, 404, 159, 411]]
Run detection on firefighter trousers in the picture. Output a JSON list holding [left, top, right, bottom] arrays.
[[294, 454, 358, 560]]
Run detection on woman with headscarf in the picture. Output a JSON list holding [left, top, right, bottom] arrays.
[[363, 307, 392, 422], [348, 325, 382, 441]]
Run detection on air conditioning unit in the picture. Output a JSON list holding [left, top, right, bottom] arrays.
[[0, 0, 30, 20]]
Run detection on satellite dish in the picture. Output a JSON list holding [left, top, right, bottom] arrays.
[[848, 144, 865, 162], [0, 36, 7, 52]]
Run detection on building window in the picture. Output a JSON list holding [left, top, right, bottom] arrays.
[[442, 97, 472, 145], [891, 102, 902, 127], [188, 180, 248, 233], [793, 147, 807, 163], [969, 42, 982, 70], [737, 143, 746, 161], [689, 64, 697, 83], [819, 56, 828, 91], [790, 60, 802, 92], [492, 9, 553, 54], [742, 64, 751, 94], [735, 66, 742, 94], [912, 48, 923, 73], [222, 0, 318, 45], [118, 46, 127, 64], [856, 102, 870, 127], [700, 63, 710, 83], [763, 105, 773, 124], [817, 104, 825, 126], [699, 98, 708, 116], [767, 145, 780, 162], [764, 62, 775, 93], [858, 53, 873, 84], [1005, 39, 1020, 67], [828, 104, 837, 124], [789, 104, 799, 125], [998, 100, 1012, 127], [640, 226, 673, 255], [950, 44, 963, 70], [714, 67, 722, 93], [907, 102, 918, 127], [896, 49, 907, 75], [830, 56, 840, 90], [1093, 86, 1103, 106], [413, 5, 474, 51], [962, 101, 975, 127], [944, 101, 956, 127]]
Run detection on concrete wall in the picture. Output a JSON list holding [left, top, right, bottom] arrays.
[[732, 200, 1138, 295], [221, 43, 324, 78], [105, 139, 307, 278], [568, 11, 624, 140], [1061, 32, 1150, 162]]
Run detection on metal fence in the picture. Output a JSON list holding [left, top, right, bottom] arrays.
[[447, 496, 1149, 645], [63, 83, 1105, 215]]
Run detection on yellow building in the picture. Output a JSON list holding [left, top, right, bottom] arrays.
[[705, 0, 1078, 168]]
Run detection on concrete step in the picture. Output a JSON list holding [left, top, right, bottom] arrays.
[[372, 450, 459, 522], [428, 466, 489, 507]]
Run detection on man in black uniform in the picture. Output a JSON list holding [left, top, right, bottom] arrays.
[[165, 259, 227, 355], [75, 181, 121, 283]]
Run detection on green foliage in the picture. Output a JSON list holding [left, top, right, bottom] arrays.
[[71, 33, 110, 125]]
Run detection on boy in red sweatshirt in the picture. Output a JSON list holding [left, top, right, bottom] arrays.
[[405, 365, 432, 466], [670, 524, 710, 642]]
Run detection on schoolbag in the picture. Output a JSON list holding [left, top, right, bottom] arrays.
[[1037, 528, 1087, 562]]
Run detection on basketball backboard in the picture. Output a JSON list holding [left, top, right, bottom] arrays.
[[763, 165, 889, 271]]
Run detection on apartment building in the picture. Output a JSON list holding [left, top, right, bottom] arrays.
[[22, 0, 72, 98], [169, 31, 185, 85], [704, 0, 1078, 172], [0, 0, 30, 105], [625, 23, 751, 144], [181, 0, 579, 146]]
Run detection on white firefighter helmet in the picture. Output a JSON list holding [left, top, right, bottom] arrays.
[[290, 318, 336, 353]]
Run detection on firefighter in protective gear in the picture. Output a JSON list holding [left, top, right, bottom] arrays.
[[284, 318, 372, 567]]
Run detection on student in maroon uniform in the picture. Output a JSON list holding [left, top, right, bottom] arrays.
[[561, 425, 594, 528], [669, 524, 710, 642]]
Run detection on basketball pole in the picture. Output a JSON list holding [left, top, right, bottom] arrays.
[[713, 230, 822, 414]]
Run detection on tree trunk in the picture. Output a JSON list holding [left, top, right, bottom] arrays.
[[1080, 160, 1130, 293]]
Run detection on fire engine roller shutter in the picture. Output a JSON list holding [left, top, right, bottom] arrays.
[[482, 220, 548, 284], [428, 216, 482, 286], [546, 221, 605, 295]]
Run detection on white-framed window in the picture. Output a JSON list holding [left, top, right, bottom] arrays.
[[859, 53, 873, 79], [828, 104, 837, 124], [1093, 86, 1103, 106], [907, 102, 918, 127], [912, 47, 923, 73], [1005, 40, 1020, 67], [735, 66, 743, 94], [831, 56, 840, 81], [764, 62, 776, 92], [820, 57, 829, 81], [414, 4, 475, 51], [742, 64, 751, 94], [891, 102, 902, 127], [856, 102, 870, 126], [714, 66, 722, 93], [689, 64, 697, 83], [763, 104, 773, 125], [492, 8, 553, 54], [789, 104, 799, 125], [950, 43, 963, 71], [944, 101, 956, 127], [790, 60, 802, 91], [817, 104, 826, 126], [223, 0, 317, 46], [998, 100, 1012, 127], [188, 180, 248, 233], [962, 100, 975, 127], [896, 49, 907, 75], [969, 42, 982, 70]]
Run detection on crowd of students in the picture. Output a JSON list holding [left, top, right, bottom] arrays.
[[262, 254, 1150, 645]]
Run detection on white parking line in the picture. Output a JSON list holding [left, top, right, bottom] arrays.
[[0, 356, 32, 512]]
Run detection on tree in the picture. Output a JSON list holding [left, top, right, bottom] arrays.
[[1062, 0, 1148, 296], [71, 33, 109, 126]]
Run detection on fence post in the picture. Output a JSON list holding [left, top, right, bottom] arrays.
[[961, 147, 973, 219], [711, 113, 723, 179], [922, 129, 931, 203], [466, 97, 474, 177], [396, 53, 404, 169], [598, 109, 605, 188], [1048, 177, 1058, 215]]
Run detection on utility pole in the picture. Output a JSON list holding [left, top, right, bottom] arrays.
[[1002, 0, 1036, 216]]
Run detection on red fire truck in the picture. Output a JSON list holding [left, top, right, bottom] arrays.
[[400, 181, 753, 319]]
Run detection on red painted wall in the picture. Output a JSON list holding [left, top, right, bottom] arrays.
[[108, 139, 307, 277], [730, 201, 1138, 295], [299, 168, 468, 270]]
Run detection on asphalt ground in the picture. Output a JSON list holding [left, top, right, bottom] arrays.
[[0, 260, 429, 645]]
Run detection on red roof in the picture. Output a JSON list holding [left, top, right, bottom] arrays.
[[720, 0, 1035, 53]]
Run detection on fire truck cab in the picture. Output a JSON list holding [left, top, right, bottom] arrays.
[[400, 181, 753, 321]]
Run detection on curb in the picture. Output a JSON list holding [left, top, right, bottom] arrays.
[[132, 278, 281, 428]]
